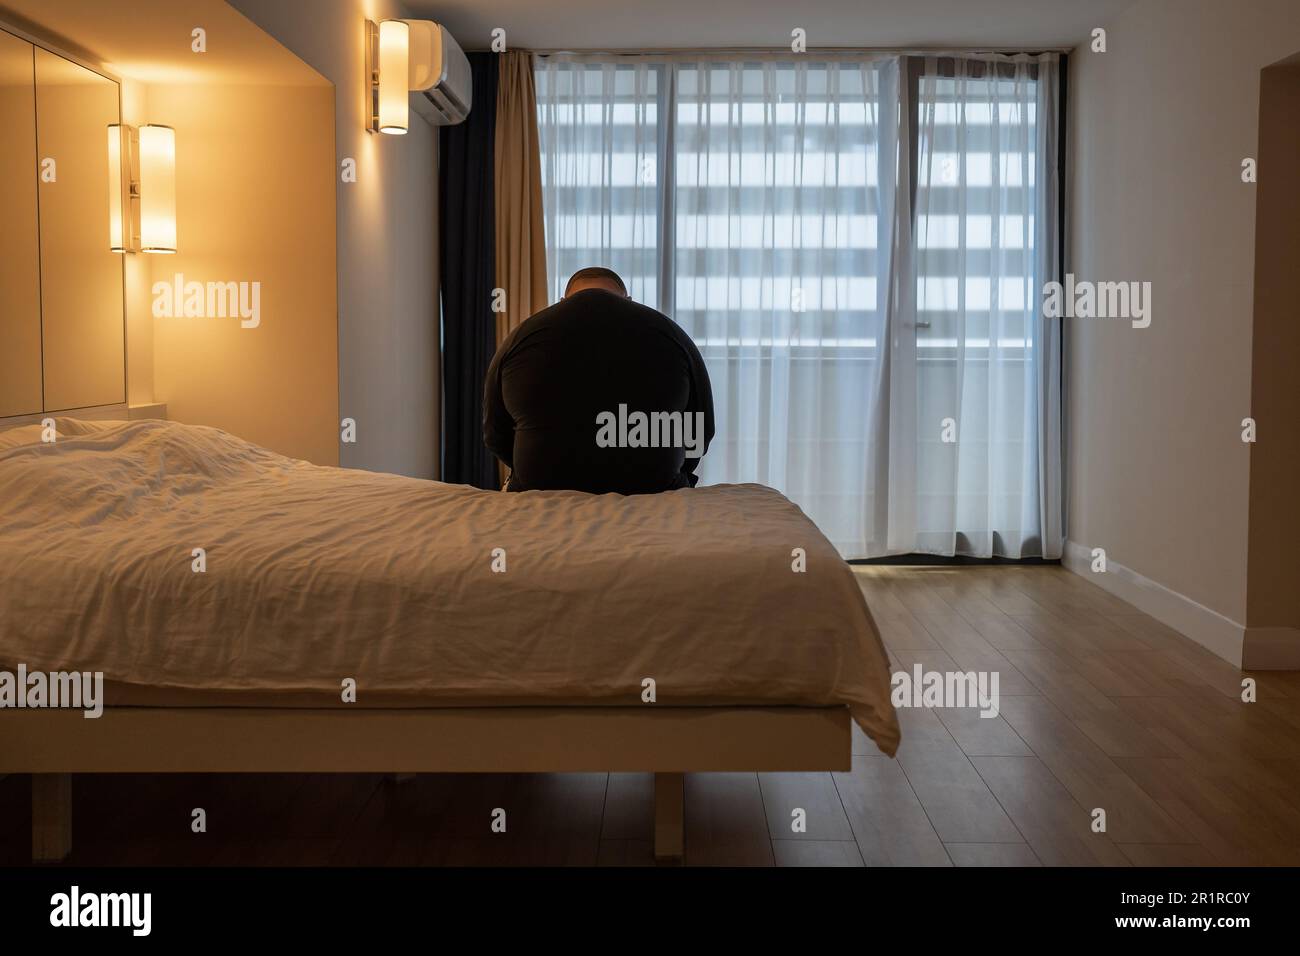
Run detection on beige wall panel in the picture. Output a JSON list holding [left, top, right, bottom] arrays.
[[148, 82, 338, 466]]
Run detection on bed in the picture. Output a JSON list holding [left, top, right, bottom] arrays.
[[0, 418, 900, 862]]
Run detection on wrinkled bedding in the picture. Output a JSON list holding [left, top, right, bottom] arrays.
[[0, 418, 900, 754]]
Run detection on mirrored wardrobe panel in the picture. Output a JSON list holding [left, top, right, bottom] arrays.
[[34, 44, 125, 411], [0, 29, 41, 417], [0, 25, 125, 420]]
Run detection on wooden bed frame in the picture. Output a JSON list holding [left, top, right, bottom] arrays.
[[4, 704, 851, 864]]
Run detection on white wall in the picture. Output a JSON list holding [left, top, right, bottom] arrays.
[[228, 0, 440, 479], [1068, 0, 1300, 653]]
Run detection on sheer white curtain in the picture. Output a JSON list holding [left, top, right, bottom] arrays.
[[535, 59, 662, 307], [673, 57, 900, 556], [534, 52, 1062, 560], [904, 54, 1061, 558]]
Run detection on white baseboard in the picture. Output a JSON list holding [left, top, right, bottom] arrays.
[[1062, 539, 1246, 667]]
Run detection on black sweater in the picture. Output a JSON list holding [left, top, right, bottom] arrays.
[[483, 290, 715, 494]]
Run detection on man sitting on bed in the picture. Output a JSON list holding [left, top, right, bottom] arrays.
[[483, 267, 715, 495]]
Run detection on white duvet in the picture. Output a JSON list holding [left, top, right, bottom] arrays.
[[0, 418, 900, 754]]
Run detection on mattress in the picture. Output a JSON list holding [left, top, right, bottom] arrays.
[[0, 418, 900, 755]]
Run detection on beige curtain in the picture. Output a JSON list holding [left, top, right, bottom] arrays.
[[494, 51, 548, 347]]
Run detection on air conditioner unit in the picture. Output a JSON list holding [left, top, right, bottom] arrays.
[[406, 20, 471, 126]]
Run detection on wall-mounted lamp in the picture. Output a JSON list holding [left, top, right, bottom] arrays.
[[366, 18, 409, 134], [138, 124, 177, 254], [364, 19, 471, 131], [108, 123, 176, 254], [107, 123, 139, 253]]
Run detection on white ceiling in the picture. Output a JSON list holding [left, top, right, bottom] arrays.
[[409, 0, 1138, 52]]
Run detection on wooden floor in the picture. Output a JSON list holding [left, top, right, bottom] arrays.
[[6, 565, 1300, 866]]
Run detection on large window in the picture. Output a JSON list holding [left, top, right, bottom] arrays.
[[536, 53, 1062, 560]]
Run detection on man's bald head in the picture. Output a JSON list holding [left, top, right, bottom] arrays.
[[564, 267, 628, 298]]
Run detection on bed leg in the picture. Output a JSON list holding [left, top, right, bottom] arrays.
[[32, 773, 72, 863], [653, 772, 684, 864]]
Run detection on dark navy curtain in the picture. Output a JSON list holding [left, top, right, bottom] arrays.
[[439, 52, 499, 488]]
